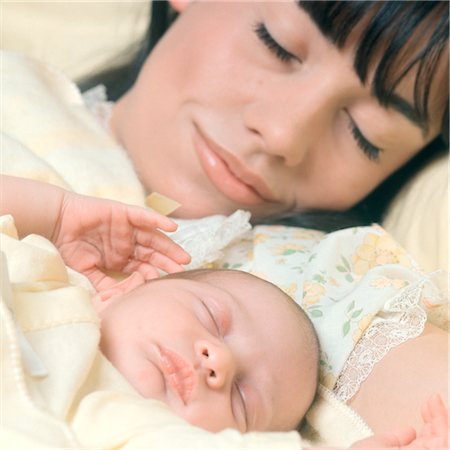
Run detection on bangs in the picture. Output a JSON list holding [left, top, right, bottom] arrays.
[[299, 1, 449, 134]]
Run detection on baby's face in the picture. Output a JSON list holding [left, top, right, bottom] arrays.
[[98, 271, 317, 433]]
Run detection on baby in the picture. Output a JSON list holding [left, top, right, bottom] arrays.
[[1, 175, 448, 449], [0, 175, 319, 433], [95, 268, 320, 433]]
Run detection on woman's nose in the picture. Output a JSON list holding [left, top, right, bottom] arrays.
[[242, 78, 335, 167], [194, 340, 236, 390]]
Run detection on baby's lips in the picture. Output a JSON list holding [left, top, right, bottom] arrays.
[[158, 345, 197, 404]]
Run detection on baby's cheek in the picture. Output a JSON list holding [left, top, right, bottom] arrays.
[[180, 401, 236, 432], [121, 360, 165, 401]]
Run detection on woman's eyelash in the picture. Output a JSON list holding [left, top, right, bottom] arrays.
[[346, 115, 382, 162], [254, 22, 295, 63], [350, 125, 381, 162]]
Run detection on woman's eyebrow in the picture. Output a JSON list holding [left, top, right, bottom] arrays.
[[381, 93, 427, 136], [292, 2, 428, 135]]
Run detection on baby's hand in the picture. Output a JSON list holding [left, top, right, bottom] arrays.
[[52, 192, 191, 291], [350, 394, 449, 449]]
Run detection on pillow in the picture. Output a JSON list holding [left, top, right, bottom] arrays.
[[382, 153, 448, 273], [1, 2, 149, 80]]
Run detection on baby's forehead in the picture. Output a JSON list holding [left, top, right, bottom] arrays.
[[199, 270, 297, 314], [159, 269, 297, 318]]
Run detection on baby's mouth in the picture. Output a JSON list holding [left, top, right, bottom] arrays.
[[158, 345, 196, 404]]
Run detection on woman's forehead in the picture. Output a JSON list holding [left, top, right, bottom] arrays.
[[298, 1, 449, 128]]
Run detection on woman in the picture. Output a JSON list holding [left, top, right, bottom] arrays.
[[83, 1, 449, 230]]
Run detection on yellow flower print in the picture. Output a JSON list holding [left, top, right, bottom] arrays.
[[282, 282, 298, 299], [352, 233, 412, 275], [328, 276, 340, 287], [353, 314, 375, 344], [370, 277, 391, 288], [270, 243, 306, 256], [258, 225, 290, 234], [302, 281, 326, 305], [370, 277, 408, 289], [253, 232, 271, 245], [321, 372, 337, 390], [292, 229, 324, 240], [250, 271, 270, 282]]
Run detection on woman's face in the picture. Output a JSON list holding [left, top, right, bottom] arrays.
[[111, 1, 443, 219]]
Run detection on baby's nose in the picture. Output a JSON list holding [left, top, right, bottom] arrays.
[[194, 339, 236, 389]]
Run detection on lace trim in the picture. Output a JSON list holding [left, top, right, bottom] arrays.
[[333, 281, 428, 402], [172, 210, 252, 270]]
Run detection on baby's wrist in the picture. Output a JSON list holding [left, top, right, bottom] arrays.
[[48, 187, 71, 244]]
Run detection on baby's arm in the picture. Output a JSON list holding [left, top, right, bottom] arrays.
[[0, 175, 65, 240], [350, 394, 448, 449], [300, 395, 448, 450], [0, 175, 191, 290]]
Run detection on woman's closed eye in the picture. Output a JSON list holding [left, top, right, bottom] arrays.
[[254, 22, 298, 64], [345, 111, 382, 162]]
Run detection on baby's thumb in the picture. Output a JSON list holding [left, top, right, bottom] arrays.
[[99, 272, 146, 301]]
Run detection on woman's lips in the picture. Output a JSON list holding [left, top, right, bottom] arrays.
[[158, 345, 196, 405], [193, 125, 275, 206]]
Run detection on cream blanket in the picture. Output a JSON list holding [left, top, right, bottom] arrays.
[[0, 215, 372, 449]]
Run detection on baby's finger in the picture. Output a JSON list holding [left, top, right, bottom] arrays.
[[427, 393, 448, 419], [84, 267, 119, 292], [128, 206, 178, 232], [95, 272, 147, 302], [120, 260, 161, 279], [424, 394, 448, 432], [135, 230, 191, 264], [422, 399, 432, 424], [122, 257, 184, 278], [351, 427, 416, 448], [134, 243, 189, 267], [146, 251, 187, 274]]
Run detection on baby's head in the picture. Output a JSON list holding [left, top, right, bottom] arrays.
[[97, 269, 319, 433]]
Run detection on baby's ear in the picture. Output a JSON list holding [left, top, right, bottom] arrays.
[[92, 272, 146, 311]]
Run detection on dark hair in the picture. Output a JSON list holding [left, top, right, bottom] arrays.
[[299, 1, 448, 140], [79, 1, 448, 232], [271, 1, 449, 231], [78, 1, 177, 100]]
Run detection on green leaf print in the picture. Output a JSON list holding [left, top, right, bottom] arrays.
[[337, 256, 354, 283], [342, 256, 351, 271], [313, 274, 325, 284], [351, 309, 363, 318], [343, 320, 351, 337], [309, 309, 323, 318], [308, 253, 317, 263]]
